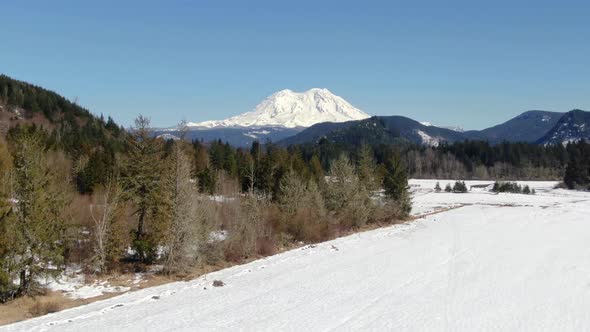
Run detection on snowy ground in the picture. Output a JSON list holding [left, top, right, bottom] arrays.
[[3, 180, 590, 331], [40, 267, 131, 300]]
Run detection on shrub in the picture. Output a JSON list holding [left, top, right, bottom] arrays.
[[492, 181, 523, 194], [444, 183, 452, 192], [434, 182, 441, 193], [453, 181, 468, 193], [29, 300, 63, 317], [522, 185, 531, 194]]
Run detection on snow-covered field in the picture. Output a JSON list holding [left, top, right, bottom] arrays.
[[3, 180, 590, 331]]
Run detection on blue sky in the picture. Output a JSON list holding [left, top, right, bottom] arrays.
[[1, 0, 589, 129]]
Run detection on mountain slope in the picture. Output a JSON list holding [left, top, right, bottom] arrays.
[[155, 126, 301, 148], [537, 109, 590, 145], [281, 110, 583, 147], [463, 110, 563, 143], [281, 116, 464, 147], [187, 88, 370, 128], [0, 74, 125, 146]]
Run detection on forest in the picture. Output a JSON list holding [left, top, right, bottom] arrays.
[[0, 116, 411, 302]]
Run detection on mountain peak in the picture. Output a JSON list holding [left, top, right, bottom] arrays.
[[188, 88, 370, 128]]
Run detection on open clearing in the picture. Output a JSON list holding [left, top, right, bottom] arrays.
[[3, 180, 590, 331]]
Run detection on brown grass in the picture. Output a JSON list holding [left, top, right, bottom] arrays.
[[1, 207, 418, 327]]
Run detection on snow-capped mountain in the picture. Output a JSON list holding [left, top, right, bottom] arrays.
[[537, 109, 590, 146], [188, 88, 370, 128]]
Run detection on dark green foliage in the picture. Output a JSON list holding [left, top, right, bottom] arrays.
[[383, 154, 411, 216], [7, 130, 68, 296], [522, 185, 531, 194], [383, 154, 408, 200], [0, 75, 125, 193], [445, 183, 452, 192], [197, 167, 217, 194], [491, 181, 534, 194], [453, 181, 468, 193], [0, 74, 90, 121], [76, 148, 117, 194], [295, 138, 569, 181], [122, 116, 166, 263], [434, 182, 442, 192], [564, 141, 590, 190]]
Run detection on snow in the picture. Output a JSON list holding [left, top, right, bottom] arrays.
[[208, 195, 235, 203], [4, 180, 590, 331], [186, 88, 370, 128], [40, 268, 131, 300], [420, 122, 464, 132], [156, 133, 180, 141], [415, 129, 441, 147]]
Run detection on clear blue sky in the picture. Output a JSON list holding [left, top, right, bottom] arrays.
[[1, 0, 589, 129]]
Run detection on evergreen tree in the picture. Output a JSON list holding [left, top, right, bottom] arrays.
[[325, 154, 374, 227], [309, 154, 324, 184], [444, 183, 453, 192], [382, 154, 411, 216], [122, 115, 166, 262], [0, 141, 15, 301], [8, 130, 68, 296], [453, 181, 468, 193], [356, 144, 380, 191]]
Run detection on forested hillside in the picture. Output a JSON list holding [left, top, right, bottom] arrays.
[[0, 75, 126, 193]]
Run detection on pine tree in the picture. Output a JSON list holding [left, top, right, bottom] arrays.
[[434, 182, 442, 192], [325, 154, 374, 227], [122, 115, 166, 262], [444, 183, 453, 192], [0, 141, 15, 301], [309, 155, 324, 184], [383, 154, 411, 216], [278, 171, 308, 216], [453, 181, 468, 193], [8, 130, 67, 296], [522, 185, 531, 195], [356, 144, 380, 192]]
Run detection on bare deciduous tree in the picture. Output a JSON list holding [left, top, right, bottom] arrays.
[[90, 179, 123, 274]]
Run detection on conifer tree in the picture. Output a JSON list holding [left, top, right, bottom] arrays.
[[9, 130, 67, 296], [325, 154, 374, 227], [0, 141, 15, 301], [383, 154, 411, 216], [122, 115, 166, 262], [309, 154, 324, 184], [434, 182, 442, 192], [356, 144, 380, 192]]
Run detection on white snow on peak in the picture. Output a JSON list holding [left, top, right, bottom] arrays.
[[420, 121, 464, 132], [187, 88, 370, 129], [415, 129, 441, 147]]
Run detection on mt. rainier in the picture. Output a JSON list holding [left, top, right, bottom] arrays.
[[188, 88, 370, 128]]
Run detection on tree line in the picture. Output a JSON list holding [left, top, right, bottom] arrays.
[[292, 138, 571, 181]]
